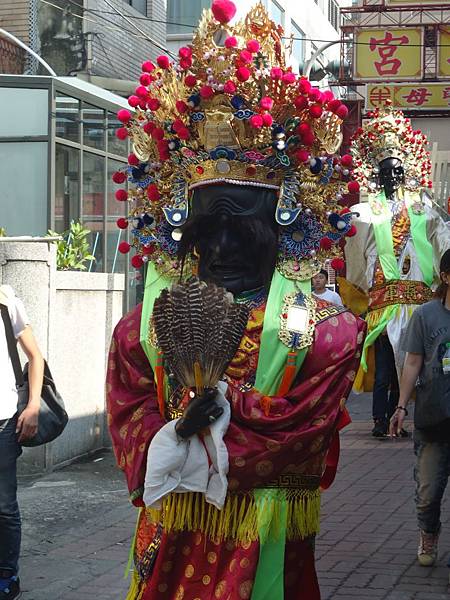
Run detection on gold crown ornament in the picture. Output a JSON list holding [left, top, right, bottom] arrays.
[[350, 103, 432, 194], [113, 0, 356, 278]]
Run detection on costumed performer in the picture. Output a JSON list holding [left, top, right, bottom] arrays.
[[106, 2, 366, 599], [342, 104, 450, 437]]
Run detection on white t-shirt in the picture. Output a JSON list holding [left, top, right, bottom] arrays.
[[313, 289, 344, 306], [0, 285, 29, 420]]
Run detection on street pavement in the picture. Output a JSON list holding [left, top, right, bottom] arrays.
[[18, 393, 449, 600]]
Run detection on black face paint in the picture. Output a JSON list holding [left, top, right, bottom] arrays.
[[178, 184, 279, 295], [378, 157, 405, 199]]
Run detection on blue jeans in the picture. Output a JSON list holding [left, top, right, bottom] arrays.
[[0, 416, 22, 576], [414, 440, 450, 534], [372, 334, 399, 423]]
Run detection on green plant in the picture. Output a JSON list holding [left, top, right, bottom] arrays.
[[0, 227, 6, 237], [47, 221, 95, 271]]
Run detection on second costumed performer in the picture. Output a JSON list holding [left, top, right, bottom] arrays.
[[106, 2, 366, 599]]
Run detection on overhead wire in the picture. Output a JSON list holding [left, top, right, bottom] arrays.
[[39, 0, 450, 47]]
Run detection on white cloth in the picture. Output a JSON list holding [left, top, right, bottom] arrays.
[[143, 380, 230, 510], [313, 289, 343, 306], [0, 285, 29, 420]]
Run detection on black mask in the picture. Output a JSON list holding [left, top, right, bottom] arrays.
[[378, 157, 405, 199], [178, 184, 278, 295]]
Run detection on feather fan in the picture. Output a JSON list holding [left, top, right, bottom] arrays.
[[152, 278, 249, 390]]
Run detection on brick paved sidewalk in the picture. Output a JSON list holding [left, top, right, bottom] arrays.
[[18, 393, 449, 600]]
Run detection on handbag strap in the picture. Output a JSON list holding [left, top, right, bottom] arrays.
[[0, 303, 24, 386]]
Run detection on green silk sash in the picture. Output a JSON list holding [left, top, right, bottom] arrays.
[[250, 489, 288, 600], [361, 190, 434, 370], [254, 270, 311, 396]]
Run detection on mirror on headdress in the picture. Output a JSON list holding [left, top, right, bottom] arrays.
[[213, 28, 230, 47]]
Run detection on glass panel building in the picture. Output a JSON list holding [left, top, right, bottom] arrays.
[[0, 74, 140, 308]]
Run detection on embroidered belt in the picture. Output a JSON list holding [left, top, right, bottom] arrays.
[[368, 280, 433, 312], [262, 473, 321, 490]]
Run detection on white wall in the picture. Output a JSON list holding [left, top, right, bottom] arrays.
[[0, 240, 124, 472]]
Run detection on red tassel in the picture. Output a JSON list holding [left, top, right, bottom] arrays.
[[277, 351, 298, 396], [155, 351, 165, 417], [260, 395, 272, 417]]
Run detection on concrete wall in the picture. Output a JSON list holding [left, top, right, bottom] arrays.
[[0, 239, 124, 473]]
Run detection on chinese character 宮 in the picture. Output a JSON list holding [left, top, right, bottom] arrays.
[[369, 31, 409, 76]]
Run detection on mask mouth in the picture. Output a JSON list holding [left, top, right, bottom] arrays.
[[209, 261, 247, 276]]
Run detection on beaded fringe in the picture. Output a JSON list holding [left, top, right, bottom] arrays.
[[146, 489, 321, 544]]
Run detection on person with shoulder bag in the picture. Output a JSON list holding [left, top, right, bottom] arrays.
[[390, 249, 450, 569], [0, 285, 44, 600]]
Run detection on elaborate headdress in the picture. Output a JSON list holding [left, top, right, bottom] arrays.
[[113, 0, 356, 277], [350, 103, 432, 193]]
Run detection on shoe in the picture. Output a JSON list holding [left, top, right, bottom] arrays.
[[372, 419, 387, 438], [417, 529, 439, 566], [0, 576, 21, 599], [399, 428, 409, 438]]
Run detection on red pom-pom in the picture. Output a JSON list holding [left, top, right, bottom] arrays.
[[128, 95, 140, 108], [262, 113, 273, 127], [116, 127, 128, 140], [336, 105, 348, 119], [185, 74, 197, 87], [211, 0, 236, 24], [239, 50, 253, 64], [143, 244, 156, 256], [177, 127, 190, 140], [128, 153, 139, 166], [347, 181, 360, 194], [139, 73, 151, 86], [249, 114, 264, 128], [172, 119, 184, 133], [282, 72, 296, 84], [131, 254, 144, 269], [156, 55, 170, 69], [151, 127, 165, 141], [156, 139, 168, 152], [118, 241, 131, 254], [322, 90, 334, 102], [112, 171, 126, 184], [176, 100, 188, 114], [135, 85, 148, 98], [147, 98, 161, 111], [297, 122, 312, 135], [179, 57, 192, 70], [294, 95, 308, 110], [246, 40, 260, 53], [142, 61, 155, 73], [115, 189, 128, 202], [236, 67, 251, 82], [296, 149, 310, 163], [309, 104, 323, 119], [298, 78, 312, 94], [320, 237, 333, 250], [308, 88, 322, 102], [331, 258, 345, 271], [340, 154, 353, 167], [147, 184, 161, 201], [143, 121, 155, 134], [225, 36, 238, 48], [223, 80, 237, 94], [260, 96, 274, 110], [116, 217, 128, 229], [346, 225, 357, 238], [270, 67, 283, 80], [302, 132, 315, 146], [200, 85, 214, 99], [328, 99, 341, 113], [178, 46, 192, 59], [138, 99, 147, 110]]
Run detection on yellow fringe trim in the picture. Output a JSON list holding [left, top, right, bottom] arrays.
[[365, 307, 387, 331], [125, 569, 144, 600], [146, 489, 321, 544]]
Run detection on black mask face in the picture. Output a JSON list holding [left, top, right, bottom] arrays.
[[379, 157, 405, 199], [178, 184, 278, 295]]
